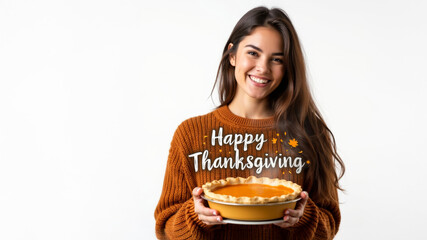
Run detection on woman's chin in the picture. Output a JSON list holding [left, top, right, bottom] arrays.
[[247, 93, 269, 101]]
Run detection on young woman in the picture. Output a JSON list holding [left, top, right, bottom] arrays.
[[155, 6, 345, 239]]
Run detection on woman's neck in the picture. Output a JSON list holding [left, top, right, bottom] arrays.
[[228, 96, 274, 119]]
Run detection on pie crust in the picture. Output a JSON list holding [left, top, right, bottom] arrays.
[[202, 176, 302, 204]]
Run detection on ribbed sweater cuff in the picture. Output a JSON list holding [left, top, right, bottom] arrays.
[[164, 198, 218, 240], [185, 198, 220, 232]]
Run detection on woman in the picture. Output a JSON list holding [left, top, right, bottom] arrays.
[[155, 6, 345, 239]]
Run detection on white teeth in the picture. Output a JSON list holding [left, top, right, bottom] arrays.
[[249, 75, 269, 84]]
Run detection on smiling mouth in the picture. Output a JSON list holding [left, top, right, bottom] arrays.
[[249, 75, 270, 84]]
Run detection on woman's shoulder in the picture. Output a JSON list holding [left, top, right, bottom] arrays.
[[169, 108, 218, 150], [175, 108, 218, 132]]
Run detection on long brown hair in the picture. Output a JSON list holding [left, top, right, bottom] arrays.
[[210, 6, 345, 205]]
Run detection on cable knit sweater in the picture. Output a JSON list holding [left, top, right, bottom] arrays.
[[154, 105, 340, 239]]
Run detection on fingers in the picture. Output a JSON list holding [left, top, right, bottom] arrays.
[[194, 201, 218, 216], [192, 187, 227, 225], [285, 191, 308, 217], [274, 211, 300, 228], [195, 202, 226, 225], [295, 191, 308, 211], [192, 187, 203, 198], [284, 208, 303, 218], [198, 214, 226, 225], [274, 218, 298, 228], [284, 215, 300, 225], [275, 191, 309, 229], [193, 187, 208, 209]]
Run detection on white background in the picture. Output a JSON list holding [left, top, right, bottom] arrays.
[[1, 0, 426, 239]]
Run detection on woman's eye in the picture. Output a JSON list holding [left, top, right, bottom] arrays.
[[248, 51, 258, 56], [272, 58, 284, 64]]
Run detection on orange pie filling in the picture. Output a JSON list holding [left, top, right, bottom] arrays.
[[202, 176, 302, 205], [202, 177, 302, 220], [212, 183, 294, 198]]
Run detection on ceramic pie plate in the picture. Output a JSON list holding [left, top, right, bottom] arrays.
[[201, 194, 301, 221]]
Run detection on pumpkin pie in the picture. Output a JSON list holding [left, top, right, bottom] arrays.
[[202, 176, 302, 204]]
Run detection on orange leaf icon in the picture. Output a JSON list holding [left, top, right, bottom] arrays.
[[288, 138, 298, 148]]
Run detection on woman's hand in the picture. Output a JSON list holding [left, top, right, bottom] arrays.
[[192, 187, 227, 226], [274, 191, 309, 228]]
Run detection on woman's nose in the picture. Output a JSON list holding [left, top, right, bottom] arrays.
[[256, 58, 270, 73]]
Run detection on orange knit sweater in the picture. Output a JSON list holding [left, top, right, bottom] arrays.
[[154, 105, 340, 240]]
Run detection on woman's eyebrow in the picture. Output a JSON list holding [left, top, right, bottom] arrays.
[[244, 44, 284, 56]]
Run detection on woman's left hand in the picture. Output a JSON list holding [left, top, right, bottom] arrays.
[[274, 191, 309, 228]]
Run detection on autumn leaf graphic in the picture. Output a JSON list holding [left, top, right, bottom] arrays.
[[288, 138, 298, 148]]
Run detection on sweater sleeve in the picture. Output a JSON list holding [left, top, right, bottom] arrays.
[[154, 128, 214, 240], [286, 191, 341, 240]]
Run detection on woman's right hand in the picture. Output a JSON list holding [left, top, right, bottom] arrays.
[[192, 187, 227, 226]]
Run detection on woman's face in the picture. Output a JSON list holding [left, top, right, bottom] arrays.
[[229, 26, 285, 101]]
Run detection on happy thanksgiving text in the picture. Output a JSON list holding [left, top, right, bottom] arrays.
[[188, 127, 305, 174]]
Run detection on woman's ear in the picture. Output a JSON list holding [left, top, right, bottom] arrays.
[[228, 43, 235, 67]]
